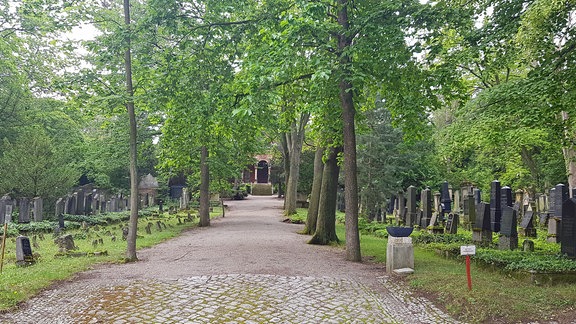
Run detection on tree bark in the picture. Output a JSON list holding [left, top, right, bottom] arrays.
[[284, 112, 310, 215], [309, 146, 341, 245], [199, 145, 210, 227], [562, 111, 576, 196], [123, 0, 139, 262], [303, 146, 324, 235], [337, 0, 361, 261]]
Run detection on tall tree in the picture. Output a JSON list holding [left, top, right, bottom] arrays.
[[123, 0, 139, 261]]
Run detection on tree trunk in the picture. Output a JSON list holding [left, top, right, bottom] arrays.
[[280, 134, 290, 205], [199, 145, 210, 227], [284, 112, 310, 215], [303, 146, 324, 235], [123, 0, 139, 262], [337, 0, 361, 261], [309, 146, 341, 245], [562, 111, 576, 196]]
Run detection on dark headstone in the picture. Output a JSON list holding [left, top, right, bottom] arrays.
[[397, 192, 406, 224], [16, 236, 34, 265], [58, 213, 65, 229], [440, 181, 452, 217], [555, 184, 569, 219], [76, 190, 85, 215], [473, 188, 481, 204], [561, 198, 576, 258], [0, 195, 12, 224], [159, 200, 164, 212], [18, 198, 31, 223], [467, 194, 476, 229], [520, 209, 537, 238], [475, 202, 491, 230], [445, 213, 459, 234], [55, 198, 64, 219], [84, 194, 93, 215], [500, 206, 517, 237], [490, 180, 501, 232], [406, 186, 417, 227], [501, 186, 513, 208]]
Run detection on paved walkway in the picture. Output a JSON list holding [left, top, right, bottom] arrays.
[[0, 196, 459, 323]]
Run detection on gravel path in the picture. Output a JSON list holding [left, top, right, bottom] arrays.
[[0, 195, 460, 323]]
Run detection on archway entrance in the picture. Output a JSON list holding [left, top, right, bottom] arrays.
[[257, 160, 269, 183]]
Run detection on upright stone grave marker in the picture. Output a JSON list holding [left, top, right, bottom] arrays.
[[421, 188, 432, 228], [445, 213, 459, 234], [473, 188, 481, 205], [440, 181, 451, 221], [561, 198, 576, 258], [490, 180, 502, 233], [18, 198, 31, 223], [453, 190, 461, 214], [406, 186, 417, 227], [64, 195, 72, 215], [520, 204, 537, 238], [71, 193, 78, 215], [466, 193, 476, 230], [55, 198, 64, 219], [32, 197, 43, 222], [499, 206, 518, 250], [76, 190, 85, 215], [433, 192, 441, 216], [548, 184, 568, 243], [0, 195, 11, 224], [473, 202, 492, 247], [501, 186, 513, 208], [16, 236, 34, 266], [397, 192, 406, 225], [84, 193, 92, 215]]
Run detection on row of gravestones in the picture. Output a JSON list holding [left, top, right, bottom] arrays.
[[0, 196, 43, 223], [389, 181, 576, 258], [55, 189, 130, 217]]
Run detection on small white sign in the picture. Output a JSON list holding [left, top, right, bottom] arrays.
[[460, 245, 476, 256], [5, 205, 12, 224]]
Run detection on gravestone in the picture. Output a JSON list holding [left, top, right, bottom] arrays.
[[473, 188, 481, 204], [523, 239, 535, 252], [16, 236, 34, 266], [501, 186, 513, 208], [18, 198, 31, 223], [554, 184, 568, 219], [561, 198, 576, 258], [406, 186, 417, 227], [549, 188, 557, 217], [54, 234, 76, 252], [0, 195, 11, 224], [548, 217, 561, 243], [33, 197, 43, 222], [159, 200, 164, 213], [520, 204, 537, 237], [55, 198, 64, 219], [445, 213, 459, 234], [64, 195, 71, 214], [58, 213, 65, 229], [466, 194, 476, 230], [473, 203, 492, 247], [76, 190, 85, 215], [84, 193, 93, 215], [421, 188, 432, 228], [453, 190, 461, 213], [499, 206, 518, 250], [71, 192, 78, 215], [440, 181, 451, 221], [490, 180, 501, 233], [4, 204, 13, 223], [397, 192, 406, 224]]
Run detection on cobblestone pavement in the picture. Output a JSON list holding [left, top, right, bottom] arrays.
[[0, 196, 460, 323]]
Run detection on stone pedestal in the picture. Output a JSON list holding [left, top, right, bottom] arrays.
[[386, 236, 414, 273], [498, 235, 518, 250], [472, 229, 493, 247]]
